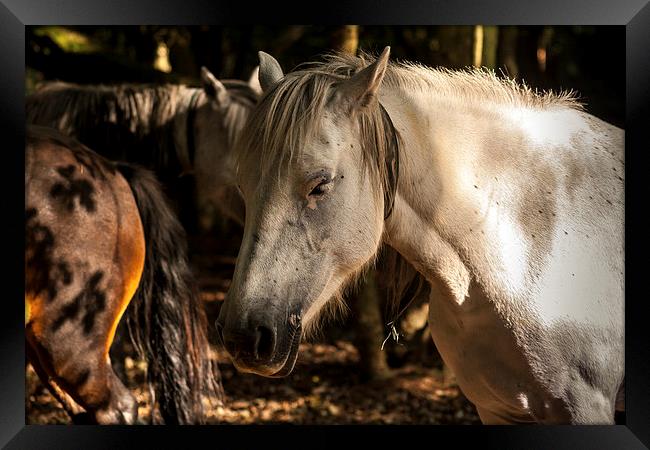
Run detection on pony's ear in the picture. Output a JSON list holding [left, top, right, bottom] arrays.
[[258, 51, 284, 92], [338, 46, 391, 110], [201, 66, 230, 106], [248, 65, 263, 95]]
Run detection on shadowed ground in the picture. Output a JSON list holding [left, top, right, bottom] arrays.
[[26, 344, 480, 425]]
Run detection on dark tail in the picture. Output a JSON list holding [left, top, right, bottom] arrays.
[[116, 162, 222, 424]]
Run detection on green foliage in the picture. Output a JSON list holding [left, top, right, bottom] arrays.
[[33, 26, 100, 54]]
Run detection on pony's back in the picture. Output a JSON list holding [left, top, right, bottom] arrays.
[[27, 82, 184, 176]]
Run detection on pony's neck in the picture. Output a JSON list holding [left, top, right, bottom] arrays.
[[378, 85, 485, 305], [377, 78, 592, 307]]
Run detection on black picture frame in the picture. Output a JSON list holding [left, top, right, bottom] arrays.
[[3, 1, 649, 448]]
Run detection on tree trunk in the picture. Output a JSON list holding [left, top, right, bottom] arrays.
[[481, 26, 499, 69], [497, 26, 519, 78], [515, 26, 545, 86], [233, 26, 254, 80], [331, 25, 359, 54], [351, 271, 391, 381], [436, 26, 474, 68], [473, 25, 498, 69]]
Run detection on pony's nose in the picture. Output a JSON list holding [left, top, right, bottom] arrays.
[[253, 325, 276, 361], [218, 315, 277, 364]]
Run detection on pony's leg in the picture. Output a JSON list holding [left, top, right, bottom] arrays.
[[477, 388, 613, 424], [26, 289, 140, 425], [108, 322, 131, 382], [74, 276, 142, 425], [27, 328, 139, 425], [26, 340, 85, 420], [563, 387, 615, 424], [91, 365, 139, 425]]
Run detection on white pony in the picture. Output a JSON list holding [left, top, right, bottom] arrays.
[[217, 47, 624, 424]]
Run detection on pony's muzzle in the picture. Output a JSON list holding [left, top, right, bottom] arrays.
[[215, 310, 282, 372], [216, 305, 303, 376]]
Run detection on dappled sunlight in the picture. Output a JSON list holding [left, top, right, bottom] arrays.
[[27, 338, 480, 424], [154, 41, 172, 73]]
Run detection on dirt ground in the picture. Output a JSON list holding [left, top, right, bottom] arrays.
[[25, 342, 480, 425], [26, 232, 480, 425]]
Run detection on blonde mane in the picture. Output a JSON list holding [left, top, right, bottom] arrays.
[[236, 50, 582, 186], [386, 59, 583, 111]]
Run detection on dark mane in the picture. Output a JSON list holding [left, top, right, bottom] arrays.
[[26, 80, 258, 181], [27, 83, 186, 179], [221, 79, 260, 107]]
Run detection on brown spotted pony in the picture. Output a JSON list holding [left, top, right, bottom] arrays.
[[25, 125, 221, 424]]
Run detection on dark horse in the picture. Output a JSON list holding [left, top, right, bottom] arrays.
[[25, 126, 221, 424]]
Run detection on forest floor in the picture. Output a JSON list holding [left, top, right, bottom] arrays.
[[26, 342, 480, 425], [26, 232, 480, 425]]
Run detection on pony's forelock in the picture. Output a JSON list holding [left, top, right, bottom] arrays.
[[234, 52, 398, 216]]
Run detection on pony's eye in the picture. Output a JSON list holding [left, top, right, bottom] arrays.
[[308, 180, 331, 198]]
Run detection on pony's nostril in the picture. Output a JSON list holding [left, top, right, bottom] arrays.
[[254, 325, 275, 361]]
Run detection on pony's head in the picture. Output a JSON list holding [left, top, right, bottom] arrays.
[[193, 67, 260, 229], [216, 47, 397, 376]]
